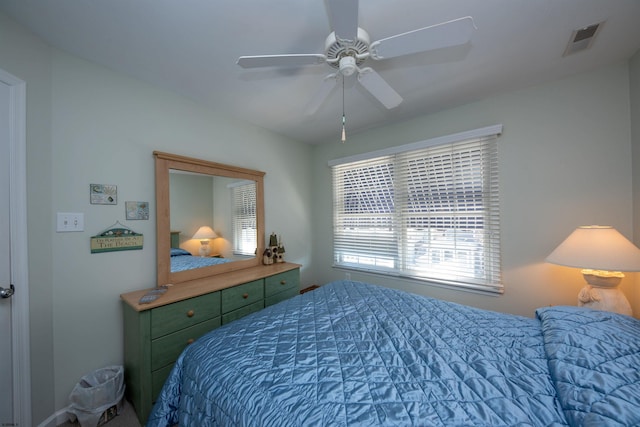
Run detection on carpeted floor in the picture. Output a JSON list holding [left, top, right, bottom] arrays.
[[58, 398, 141, 427]]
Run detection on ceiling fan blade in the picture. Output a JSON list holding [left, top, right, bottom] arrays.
[[325, 0, 359, 42], [370, 16, 476, 60], [357, 68, 402, 109], [304, 73, 339, 115], [237, 54, 326, 68]]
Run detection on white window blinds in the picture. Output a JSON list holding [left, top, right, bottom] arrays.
[[331, 126, 502, 293], [231, 182, 257, 256]]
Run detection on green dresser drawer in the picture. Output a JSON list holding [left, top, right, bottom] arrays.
[[151, 292, 220, 339], [151, 317, 220, 371], [222, 300, 264, 324], [265, 287, 299, 307], [151, 364, 174, 402], [221, 279, 263, 313], [264, 269, 299, 297]]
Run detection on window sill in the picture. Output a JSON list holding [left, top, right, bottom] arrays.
[[333, 265, 504, 295]]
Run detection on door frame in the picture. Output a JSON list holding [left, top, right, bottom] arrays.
[[1, 68, 31, 427]]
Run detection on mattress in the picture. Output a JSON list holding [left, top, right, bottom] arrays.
[[147, 280, 640, 426]]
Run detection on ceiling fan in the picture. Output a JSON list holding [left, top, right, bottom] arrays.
[[237, 0, 477, 114]]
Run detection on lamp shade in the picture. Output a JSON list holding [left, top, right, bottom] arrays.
[[192, 226, 217, 240], [546, 225, 640, 271]]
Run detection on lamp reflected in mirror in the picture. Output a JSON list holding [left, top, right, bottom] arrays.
[[192, 226, 218, 257]]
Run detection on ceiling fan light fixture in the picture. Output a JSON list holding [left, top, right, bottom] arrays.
[[339, 56, 357, 76], [324, 28, 371, 68]]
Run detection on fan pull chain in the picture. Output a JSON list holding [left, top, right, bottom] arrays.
[[341, 77, 346, 143]]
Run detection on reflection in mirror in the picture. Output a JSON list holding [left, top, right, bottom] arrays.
[[155, 151, 265, 286], [169, 171, 257, 271]]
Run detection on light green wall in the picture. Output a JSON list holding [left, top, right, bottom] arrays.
[[0, 11, 55, 424], [311, 62, 636, 318], [49, 49, 313, 414], [1, 11, 313, 423]]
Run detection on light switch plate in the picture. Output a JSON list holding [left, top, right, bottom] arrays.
[[56, 212, 84, 232]]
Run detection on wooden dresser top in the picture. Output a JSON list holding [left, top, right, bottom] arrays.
[[121, 262, 301, 312]]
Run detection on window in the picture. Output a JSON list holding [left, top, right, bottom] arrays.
[[330, 125, 502, 293], [231, 181, 257, 256]]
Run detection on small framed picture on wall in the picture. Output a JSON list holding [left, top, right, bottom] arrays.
[[126, 201, 149, 220], [90, 184, 117, 205]]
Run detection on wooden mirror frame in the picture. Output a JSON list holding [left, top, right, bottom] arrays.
[[154, 151, 265, 285]]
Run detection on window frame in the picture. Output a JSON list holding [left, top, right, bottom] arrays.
[[329, 125, 503, 294]]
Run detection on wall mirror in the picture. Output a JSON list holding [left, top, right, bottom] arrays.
[[155, 151, 265, 285]]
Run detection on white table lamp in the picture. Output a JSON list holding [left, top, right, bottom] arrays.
[[546, 225, 640, 315], [192, 226, 218, 257]]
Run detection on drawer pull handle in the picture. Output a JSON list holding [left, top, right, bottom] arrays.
[[187, 338, 194, 345], [186, 310, 195, 318], [280, 280, 286, 285], [243, 293, 249, 299]]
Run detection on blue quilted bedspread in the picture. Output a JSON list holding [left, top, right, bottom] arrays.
[[536, 306, 640, 426], [147, 280, 640, 426], [170, 252, 230, 273]]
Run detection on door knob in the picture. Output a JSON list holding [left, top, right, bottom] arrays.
[[0, 284, 15, 299]]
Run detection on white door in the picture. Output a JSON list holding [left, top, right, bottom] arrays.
[[0, 78, 14, 426], [0, 70, 30, 427]]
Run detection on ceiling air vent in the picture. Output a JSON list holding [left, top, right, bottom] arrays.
[[563, 21, 604, 57]]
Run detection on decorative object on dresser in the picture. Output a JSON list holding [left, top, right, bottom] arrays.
[[263, 232, 285, 264], [138, 284, 172, 305], [121, 262, 301, 424], [546, 225, 640, 315]]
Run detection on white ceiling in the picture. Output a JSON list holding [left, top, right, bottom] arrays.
[[1, 0, 639, 144]]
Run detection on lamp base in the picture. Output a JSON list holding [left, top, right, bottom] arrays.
[[577, 270, 632, 315], [199, 241, 211, 257]]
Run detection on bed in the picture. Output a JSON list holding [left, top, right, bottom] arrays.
[[147, 280, 640, 426], [170, 247, 230, 272]]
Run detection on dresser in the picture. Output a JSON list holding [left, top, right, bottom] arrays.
[[121, 262, 300, 424]]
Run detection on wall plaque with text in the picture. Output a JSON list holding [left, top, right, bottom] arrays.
[[91, 225, 143, 253]]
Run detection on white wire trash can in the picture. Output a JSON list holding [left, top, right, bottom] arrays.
[[68, 365, 125, 427]]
